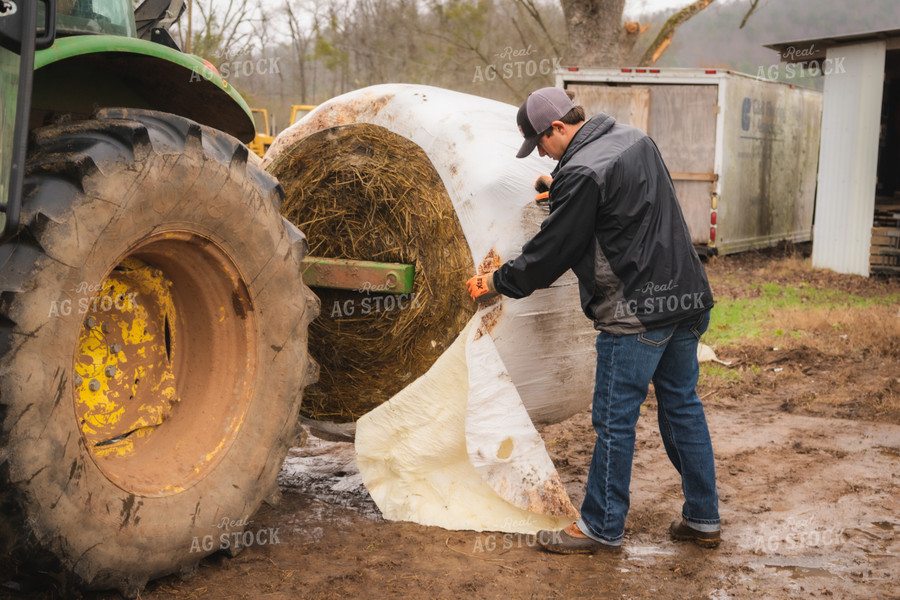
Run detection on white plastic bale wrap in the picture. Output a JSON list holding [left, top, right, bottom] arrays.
[[264, 83, 597, 427], [353, 310, 578, 534]]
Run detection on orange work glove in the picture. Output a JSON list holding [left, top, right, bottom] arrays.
[[534, 175, 552, 206], [466, 273, 498, 302], [534, 175, 553, 193]]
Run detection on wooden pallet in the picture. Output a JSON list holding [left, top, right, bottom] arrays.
[[871, 226, 900, 274], [873, 204, 900, 227]]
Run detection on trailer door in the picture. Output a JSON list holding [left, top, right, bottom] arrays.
[[567, 83, 718, 246]]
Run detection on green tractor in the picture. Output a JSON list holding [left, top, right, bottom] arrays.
[[0, 0, 320, 595]]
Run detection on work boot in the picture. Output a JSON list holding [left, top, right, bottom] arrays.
[[537, 523, 623, 555], [669, 519, 721, 548]]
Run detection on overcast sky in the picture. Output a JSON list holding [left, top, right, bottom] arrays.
[[624, 0, 743, 18]]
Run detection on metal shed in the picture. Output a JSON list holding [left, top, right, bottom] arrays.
[[767, 29, 900, 276]]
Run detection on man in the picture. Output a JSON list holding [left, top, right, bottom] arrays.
[[466, 87, 720, 553]]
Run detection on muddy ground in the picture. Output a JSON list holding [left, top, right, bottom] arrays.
[[4, 245, 900, 599]]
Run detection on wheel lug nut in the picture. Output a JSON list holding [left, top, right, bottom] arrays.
[[88, 379, 101, 392], [110, 344, 122, 354], [100, 322, 109, 334], [105, 365, 116, 378], [74, 375, 83, 386], [85, 316, 97, 329]]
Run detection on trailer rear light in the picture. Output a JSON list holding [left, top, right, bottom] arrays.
[[568, 67, 579, 72], [650, 69, 660, 73], [710, 227, 716, 241], [636, 68, 647, 73], [710, 211, 717, 225], [705, 70, 717, 74], [621, 68, 633, 73]]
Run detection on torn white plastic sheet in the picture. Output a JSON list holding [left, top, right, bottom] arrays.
[[355, 309, 578, 534], [265, 84, 597, 427], [698, 343, 732, 366]]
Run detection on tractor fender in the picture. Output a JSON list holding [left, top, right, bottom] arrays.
[[32, 36, 255, 143]]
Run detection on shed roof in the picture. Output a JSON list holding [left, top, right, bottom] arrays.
[[765, 28, 900, 64]]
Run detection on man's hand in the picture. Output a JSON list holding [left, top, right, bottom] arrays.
[[534, 175, 552, 193], [466, 273, 499, 302], [534, 175, 552, 206]]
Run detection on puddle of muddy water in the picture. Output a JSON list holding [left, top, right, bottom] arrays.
[[765, 564, 837, 579], [757, 555, 845, 582], [625, 545, 676, 558], [277, 435, 383, 521]]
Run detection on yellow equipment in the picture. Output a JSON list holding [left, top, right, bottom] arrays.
[[248, 108, 275, 157], [290, 104, 318, 125]]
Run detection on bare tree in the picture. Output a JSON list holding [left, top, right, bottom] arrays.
[[559, 0, 628, 65], [258, 0, 770, 110], [187, 0, 263, 62], [560, 0, 764, 67], [425, 0, 521, 96], [514, 0, 563, 58], [284, 0, 324, 103]]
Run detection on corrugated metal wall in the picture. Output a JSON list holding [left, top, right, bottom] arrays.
[[812, 42, 887, 276]]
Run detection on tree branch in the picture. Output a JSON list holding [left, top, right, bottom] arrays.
[[638, 0, 716, 66], [739, 0, 760, 29], [514, 0, 562, 58], [510, 16, 534, 55]]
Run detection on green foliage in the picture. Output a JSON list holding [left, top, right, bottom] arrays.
[[313, 37, 349, 70], [705, 281, 900, 347], [706, 297, 764, 345], [699, 363, 742, 387]]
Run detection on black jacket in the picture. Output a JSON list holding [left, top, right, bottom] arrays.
[[493, 114, 714, 334]]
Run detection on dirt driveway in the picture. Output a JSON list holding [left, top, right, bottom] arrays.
[[4, 248, 899, 599]]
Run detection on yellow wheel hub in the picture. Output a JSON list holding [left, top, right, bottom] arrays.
[[74, 257, 178, 460], [70, 232, 259, 497]]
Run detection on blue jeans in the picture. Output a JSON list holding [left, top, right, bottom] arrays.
[[576, 311, 719, 545]]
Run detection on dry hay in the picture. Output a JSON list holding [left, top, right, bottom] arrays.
[[271, 123, 476, 422]]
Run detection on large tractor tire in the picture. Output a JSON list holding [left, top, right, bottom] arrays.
[[0, 109, 318, 596]]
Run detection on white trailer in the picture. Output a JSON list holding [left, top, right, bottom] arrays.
[[555, 67, 823, 255]]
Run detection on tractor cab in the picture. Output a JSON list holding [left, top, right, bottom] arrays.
[[51, 0, 136, 36], [42, 0, 186, 46]]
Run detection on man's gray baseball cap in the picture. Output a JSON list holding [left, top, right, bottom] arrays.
[[516, 87, 576, 158]]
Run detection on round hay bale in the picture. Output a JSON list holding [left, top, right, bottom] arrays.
[[271, 123, 476, 422]]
